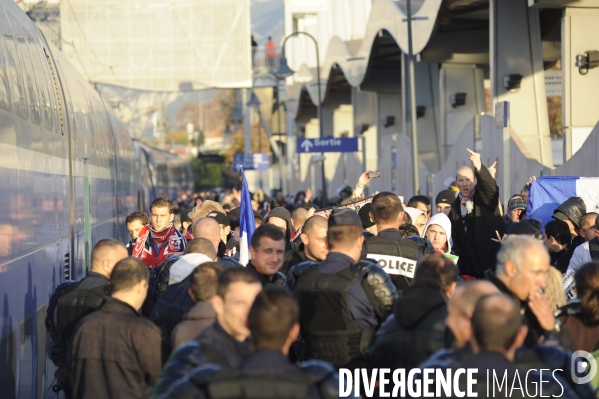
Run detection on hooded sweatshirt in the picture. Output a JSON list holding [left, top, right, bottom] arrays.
[[264, 207, 293, 250], [422, 213, 452, 253], [404, 207, 426, 225], [168, 253, 213, 285]]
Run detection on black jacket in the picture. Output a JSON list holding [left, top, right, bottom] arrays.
[[69, 298, 162, 399], [550, 247, 574, 274], [246, 262, 287, 288], [46, 272, 110, 372], [449, 165, 506, 277], [150, 275, 195, 359], [282, 248, 308, 276], [156, 351, 340, 399], [153, 321, 252, 397], [367, 285, 451, 370]]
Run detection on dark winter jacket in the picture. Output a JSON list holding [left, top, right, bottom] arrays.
[[246, 262, 287, 288], [171, 301, 216, 349], [69, 298, 162, 399], [153, 321, 252, 397], [367, 285, 451, 370], [150, 275, 195, 359], [151, 256, 181, 303], [46, 272, 110, 373], [155, 351, 339, 399], [282, 248, 308, 276], [550, 247, 574, 274], [449, 164, 506, 277]]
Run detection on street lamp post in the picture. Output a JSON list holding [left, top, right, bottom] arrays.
[[406, 0, 420, 195], [275, 32, 327, 208]]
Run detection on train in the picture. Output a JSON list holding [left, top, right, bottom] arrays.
[[0, 1, 192, 397]]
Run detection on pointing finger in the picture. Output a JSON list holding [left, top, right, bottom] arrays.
[[490, 161, 497, 168], [466, 148, 474, 155]]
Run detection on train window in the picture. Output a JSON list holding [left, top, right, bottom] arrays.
[[0, 35, 10, 111], [43, 47, 63, 135], [3, 31, 27, 118], [22, 29, 44, 126], [9, 13, 40, 125], [26, 28, 52, 131]]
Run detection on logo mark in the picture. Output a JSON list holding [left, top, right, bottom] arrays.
[[571, 350, 597, 384]]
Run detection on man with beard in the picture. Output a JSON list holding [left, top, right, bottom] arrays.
[[132, 197, 187, 268]]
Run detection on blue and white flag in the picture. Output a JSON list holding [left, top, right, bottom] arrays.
[[527, 176, 599, 228], [238, 168, 255, 266]]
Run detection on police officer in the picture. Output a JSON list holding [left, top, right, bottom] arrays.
[[364, 192, 434, 293], [159, 288, 341, 399], [46, 239, 128, 398], [289, 208, 397, 368]]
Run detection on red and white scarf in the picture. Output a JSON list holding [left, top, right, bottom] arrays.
[[132, 223, 186, 268]]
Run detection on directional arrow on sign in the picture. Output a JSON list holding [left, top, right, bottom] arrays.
[[300, 139, 314, 152]]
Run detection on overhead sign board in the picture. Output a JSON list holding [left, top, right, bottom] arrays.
[[296, 137, 359, 153], [233, 153, 269, 171]]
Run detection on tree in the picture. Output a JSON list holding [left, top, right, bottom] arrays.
[[190, 158, 226, 189]]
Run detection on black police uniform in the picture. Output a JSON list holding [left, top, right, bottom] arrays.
[[363, 228, 435, 293], [157, 351, 340, 399], [289, 209, 397, 369]]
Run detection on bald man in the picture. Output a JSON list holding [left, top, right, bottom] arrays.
[[191, 217, 222, 256], [449, 149, 506, 278], [47, 239, 128, 398], [418, 281, 499, 370], [282, 215, 328, 275]]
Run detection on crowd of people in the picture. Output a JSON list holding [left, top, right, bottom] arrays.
[[45, 148, 599, 399]]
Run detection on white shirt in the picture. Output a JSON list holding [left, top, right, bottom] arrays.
[[566, 241, 592, 275]]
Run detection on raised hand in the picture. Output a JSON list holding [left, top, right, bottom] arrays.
[[491, 230, 507, 245], [526, 176, 537, 187], [466, 148, 482, 171], [488, 160, 498, 179], [528, 289, 557, 332], [305, 187, 312, 202], [357, 171, 374, 188]]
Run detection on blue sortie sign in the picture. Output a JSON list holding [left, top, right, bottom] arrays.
[[296, 137, 359, 153], [233, 153, 269, 171]]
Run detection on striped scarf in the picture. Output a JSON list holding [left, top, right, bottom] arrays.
[[132, 223, 186, 268]]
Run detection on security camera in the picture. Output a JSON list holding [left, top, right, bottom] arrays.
[[503, 74, 523, 91], [449, 93, 467, 108]]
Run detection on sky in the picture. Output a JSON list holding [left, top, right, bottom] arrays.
[[251, 0, 284, 45]]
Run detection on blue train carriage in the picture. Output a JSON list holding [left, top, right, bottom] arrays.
[[0, 0, 141, 397], [135, 140, 194, 203]]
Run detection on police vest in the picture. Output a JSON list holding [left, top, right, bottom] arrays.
[[54, 283, 109, 347], [295, 266, 374, 368], [188, 361, 337, 399], [365, 235, 434, 293]]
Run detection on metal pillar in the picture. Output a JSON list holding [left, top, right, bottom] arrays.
[[406, 0, 420, 195]]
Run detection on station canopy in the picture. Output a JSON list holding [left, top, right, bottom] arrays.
[[60, 0, 252, 91]]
